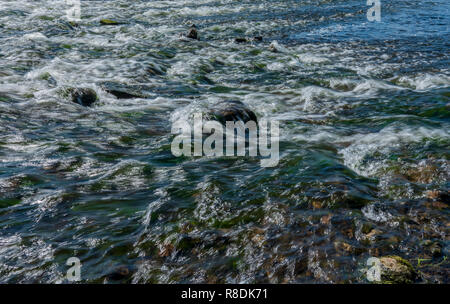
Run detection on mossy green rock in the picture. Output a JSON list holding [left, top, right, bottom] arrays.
[[379, 256, 417, 284]]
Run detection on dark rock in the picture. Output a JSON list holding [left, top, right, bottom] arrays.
[[426, 190, 450, 204], [253, 36, 263, 41], [422, 240, 443, 258], [108, 91, 136, 99], [107, 265, 131, 281], [211, 100, 258, 125], [186, 25, 198, 40], [234, 38, 247, 43], [62, 88, 98, 107], [100, 82, 149, 99], [100, 19, 122, 26]]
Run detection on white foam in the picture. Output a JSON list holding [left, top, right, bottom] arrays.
[[339, 124, 450, 177]]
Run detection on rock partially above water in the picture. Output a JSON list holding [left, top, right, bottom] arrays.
[[235, 38, 247, 43], [186, 25, 198, 40], [211, 100, 258, 125], [379, 256, 417, 284], [61, 87, 98, 107]]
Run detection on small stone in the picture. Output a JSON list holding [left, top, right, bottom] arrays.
[[100, 82, 148, 99], [366, 229, 382, 239], [422, 240, 443, 258], [379, 256, 417, 284], [312, 201, 322, 209], [426, 190, 449, 204], [68, 21, 79, 28], [268, 41, 282, 53], [425, 201, 449, 209], [186, 25, 198, 40], [334, 241, 353, 253], [253, 36, 263, 41], [107, 266, 130, 281], [158, 243, 174, 257], [234, 38, 247, 43], [100, 19, 121, 25], [320, 214, 332, 225], [426, 190, 440, 200], [387, 236, 400, 244], [361, 223, 373, 234], [430, 243, 442, 257]]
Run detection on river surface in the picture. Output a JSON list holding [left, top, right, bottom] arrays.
[[0, 0, 449, 283]]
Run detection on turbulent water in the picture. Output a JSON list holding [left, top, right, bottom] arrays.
[[0, 0, 449, 283]]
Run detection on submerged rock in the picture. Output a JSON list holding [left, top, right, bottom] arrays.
[[379, 256, 417, 284], [234, 36, 263, 43], [234, 38, 247, 43], [61, 87, 98, 107], [210, 100, 258, 125]]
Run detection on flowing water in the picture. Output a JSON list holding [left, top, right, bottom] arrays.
[[0, 0, 449, 283]]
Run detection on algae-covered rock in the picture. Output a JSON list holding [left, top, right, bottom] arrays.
[[379, 256, 417, 284]]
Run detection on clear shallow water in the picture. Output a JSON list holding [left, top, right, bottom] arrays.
[[0, 0, 449, 283]]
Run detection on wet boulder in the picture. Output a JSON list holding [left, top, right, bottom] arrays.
[[100, 81, 150, 99], [61, 87, 98, 107], [234, 36, 262, 43], [210, 100, 258, 125], [426, 190, 450, 204]]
